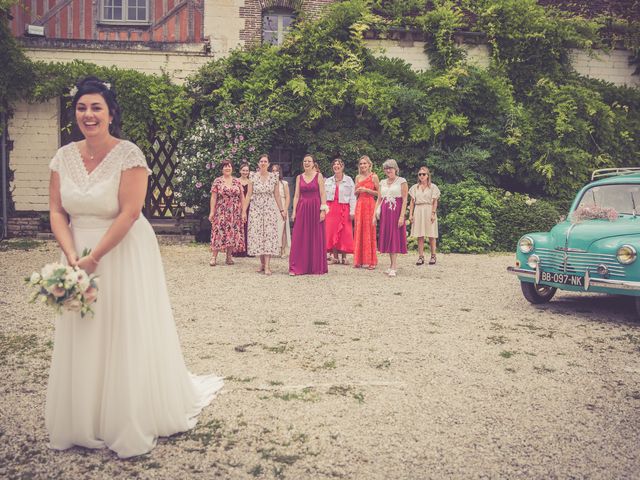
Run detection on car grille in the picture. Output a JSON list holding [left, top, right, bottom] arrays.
[[536, 248, 625, 277]]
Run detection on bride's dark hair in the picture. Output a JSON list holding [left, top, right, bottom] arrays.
[[71, 76, 122, 138]]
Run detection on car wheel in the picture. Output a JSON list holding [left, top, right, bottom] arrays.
[[520, 281, 557, 304]]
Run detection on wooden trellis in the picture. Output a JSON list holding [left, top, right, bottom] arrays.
[[144, 132, 180, 219]]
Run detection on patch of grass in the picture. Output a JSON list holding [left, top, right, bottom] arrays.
[[273, 387, 318, 402], [249, 464, 264, 476], [268, 380, 284, 386], [225, 376, 256, 383], [460, 307, 472, 312], [314, 360, 336, 371], [353, 392, 365, 403], [313, 321, 329, 326], [0, 333, 39, 361], [533, 365, 556, 374], [516, 323, 544, 332], [375, 359, 391, 369], [263, 342, 291, 354], [486, 335, 508, 345], [144, 462, 162, 469], [500, 350, 517, 359], [0, 239, 43, 251], [234, 342, 257, 353], [490, 322, 505, 331], [186, 418, 225, 447]]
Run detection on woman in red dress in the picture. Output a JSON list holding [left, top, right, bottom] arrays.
[[325, 158, 356, 264], [353, 155, 379, 269], [208, 161, 246, 266]]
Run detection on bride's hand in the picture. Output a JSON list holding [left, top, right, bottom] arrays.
[[66, 251, 79, 267], [76, 255, 98, 275]]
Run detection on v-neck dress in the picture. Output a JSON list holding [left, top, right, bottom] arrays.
[[289, 173, 328, 275], [46, 140, 223, 458]]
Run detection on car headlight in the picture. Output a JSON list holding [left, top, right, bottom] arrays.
[[527, 254, 540, 269], [519, 236, 534, 254], [616, 245, 637, 265]]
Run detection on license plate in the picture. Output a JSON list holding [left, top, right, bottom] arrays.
[[540, 270, 584, 287]]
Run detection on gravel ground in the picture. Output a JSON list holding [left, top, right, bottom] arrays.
[[1, 239, 640, 479]]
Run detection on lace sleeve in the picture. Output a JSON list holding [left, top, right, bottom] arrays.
[[49, 148, 63, 172], [121, 143, 152, 175]]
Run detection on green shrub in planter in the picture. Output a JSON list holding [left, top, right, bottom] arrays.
[[491, 191, 561, 252]]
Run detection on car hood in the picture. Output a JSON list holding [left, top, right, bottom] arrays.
[[549, 217, 640, 250]]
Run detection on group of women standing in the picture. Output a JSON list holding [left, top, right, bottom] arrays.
[[208, 154, 440, 276]]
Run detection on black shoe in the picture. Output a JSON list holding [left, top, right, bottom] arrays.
[[429, 255, 436, 265], [416, 256, 425, 265]]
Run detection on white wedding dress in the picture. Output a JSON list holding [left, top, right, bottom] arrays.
[[46, 140, 223, 458]]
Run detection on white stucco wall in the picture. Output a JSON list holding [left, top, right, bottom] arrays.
[[203, 0, 246, 57], [9, 99, 59, 212], [24, 47, 210, 84]]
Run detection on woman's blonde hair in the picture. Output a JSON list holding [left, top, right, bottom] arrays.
[[358, 155, 372, 173], [382, 158, 399, 175]]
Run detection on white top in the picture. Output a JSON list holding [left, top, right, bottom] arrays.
[[324, 174, 357, 215], [409, 183, 440, 205], [380, 176, 407, 199]]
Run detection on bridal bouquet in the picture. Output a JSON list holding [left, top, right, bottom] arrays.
[[25, 262, 99, 318]]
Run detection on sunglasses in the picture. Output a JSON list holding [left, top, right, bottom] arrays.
[[418, 173, 428, 177]]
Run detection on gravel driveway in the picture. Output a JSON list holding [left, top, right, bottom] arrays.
[[1, 239, 639, 479]]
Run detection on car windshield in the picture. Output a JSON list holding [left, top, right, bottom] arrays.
[[575, 183, 640, 215]]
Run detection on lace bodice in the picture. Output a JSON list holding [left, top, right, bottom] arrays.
[[49, 141, 150, 222]]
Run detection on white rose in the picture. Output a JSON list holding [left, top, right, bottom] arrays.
[[63, 296, 83, 312], [29, 272, 42, 284]]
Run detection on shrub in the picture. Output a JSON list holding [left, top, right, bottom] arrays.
[[438, 180, 499, 253], [173, 104, 275, 214], [491, 191, 561, 251]]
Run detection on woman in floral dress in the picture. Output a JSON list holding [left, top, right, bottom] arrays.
[[208, 160, 246, 266], [244, 154, 286, 275]]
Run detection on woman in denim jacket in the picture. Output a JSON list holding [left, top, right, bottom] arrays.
[[324, 158, 357, 264]]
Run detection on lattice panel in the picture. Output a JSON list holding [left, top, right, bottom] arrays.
[[145, 133, 180, 218]]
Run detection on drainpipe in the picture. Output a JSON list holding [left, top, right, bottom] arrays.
[[1, 111, 7, 239]]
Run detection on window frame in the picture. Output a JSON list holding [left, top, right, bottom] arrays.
[[99, 0, 152, 26], [262, 8, 296, 46]]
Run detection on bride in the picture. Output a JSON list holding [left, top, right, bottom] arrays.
[[46, 76, 223, 458]]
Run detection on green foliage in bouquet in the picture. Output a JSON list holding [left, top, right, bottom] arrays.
[[173, 104, 275, 213]]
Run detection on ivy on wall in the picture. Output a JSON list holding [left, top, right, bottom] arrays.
[[30, 61, 192, 152]]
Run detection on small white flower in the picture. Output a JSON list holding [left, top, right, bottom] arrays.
[[103, 82, 111, 90], [29, 272, 41, 284], [69, 86, 78, 97]]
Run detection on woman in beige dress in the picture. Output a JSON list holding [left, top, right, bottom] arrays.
[[408, 166, 440, 265], [270, 164, 291, 256]]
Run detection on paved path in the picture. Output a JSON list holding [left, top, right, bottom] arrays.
[[1, 240, 639, 479]]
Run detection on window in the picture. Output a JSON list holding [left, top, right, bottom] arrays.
[[262, 9, 295, 46], [102, 0, 149, 23]]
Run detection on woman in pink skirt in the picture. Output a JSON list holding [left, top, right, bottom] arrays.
[[373, 158, 408, 277], [324, 158, 356, 264]]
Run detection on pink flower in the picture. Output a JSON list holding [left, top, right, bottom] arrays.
[[195, 182, 203, 189], [205, 163, 211, 170], [83, 286, 98, 304], [231, 147, 238, 154], [239, 135, 244, 141], [50, 285, 66, 298], [249, 146, 255, 152]]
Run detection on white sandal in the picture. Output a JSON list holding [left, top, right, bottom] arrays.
[[388, 269, 396, 277]]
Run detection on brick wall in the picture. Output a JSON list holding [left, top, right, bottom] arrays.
[[7, 215, 42, 237], [239, 0, 334, 46]]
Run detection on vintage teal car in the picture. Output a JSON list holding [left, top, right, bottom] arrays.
[[507, 168, 640, 317]]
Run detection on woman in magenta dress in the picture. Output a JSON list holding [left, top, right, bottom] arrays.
[[289, 154, 328, 275], [325, 157, 356, 264], [208, 160, 246, 266], [374, 158, 408, 277]]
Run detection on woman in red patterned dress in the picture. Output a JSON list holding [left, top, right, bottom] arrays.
[[208, 160, 246, 266], [353, 155, 379, 269]]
